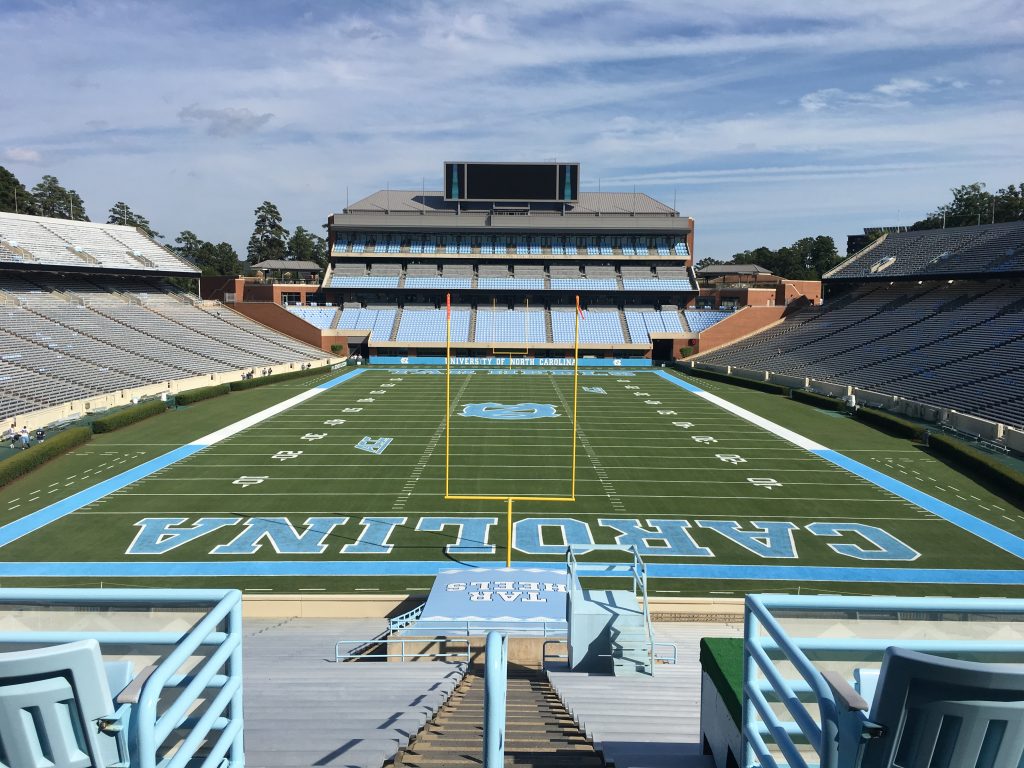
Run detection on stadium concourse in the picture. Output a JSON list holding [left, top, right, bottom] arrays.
[[1, 166, 1023, 768]]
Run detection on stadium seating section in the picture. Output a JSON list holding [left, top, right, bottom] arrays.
[[698, 279, 1024, 429], [0, 274, 326, 421], [323, 263, 699, 293], [0, 213, 190, 273], [829, 221, 1024, 281], [311, 303, 693, 344], [330, 235, 689, 258]]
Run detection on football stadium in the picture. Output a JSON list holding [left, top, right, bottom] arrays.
[[1, 161, 1023, 768]]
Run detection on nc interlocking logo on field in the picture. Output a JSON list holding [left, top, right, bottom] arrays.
[[459, 402, 560, 420]]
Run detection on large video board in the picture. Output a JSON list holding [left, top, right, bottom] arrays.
[[444, 162, 579, 202]]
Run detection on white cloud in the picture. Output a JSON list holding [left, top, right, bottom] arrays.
[[178, 105, 274, 137], [874, 78, 933, 97], [4, 147, 41, 163]]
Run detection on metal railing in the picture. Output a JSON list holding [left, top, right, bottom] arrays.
[[566, 544, 656, 674], [393, 619, 567, 637], [387, 603, 425, 632], [0, 588, 243, 768], [334, 637, 471, 663], [743, 594, 1024, 768], [484, 631, 508, 768]]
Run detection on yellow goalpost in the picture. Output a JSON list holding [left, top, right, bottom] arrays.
[[444, 293, 581, 566]]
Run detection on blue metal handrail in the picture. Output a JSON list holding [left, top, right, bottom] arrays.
[[484, 631, 507, 768], [394, 619, 567, 637], [388, 603, 425, 632], [566, 544, 655, 674], [0, 588, 243, 768], [742, 593, 1024, 768], [335, 637, 471, 662]]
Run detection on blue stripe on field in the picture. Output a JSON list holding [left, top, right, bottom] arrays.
[[314, 368, 365, 390], [0, 445, 203, 548], [813, 449, 1024, 559], [0, 367, 365, 549], [0, 560, 1020, 584], [655, 369, 1024, 561]]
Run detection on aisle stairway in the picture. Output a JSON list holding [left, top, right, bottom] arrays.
[[395, 669, 603, 768]]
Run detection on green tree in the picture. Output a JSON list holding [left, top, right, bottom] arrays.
[[173, 231, 240, 276], [286, 225, 328, 267], [911, 182, 1006, 230], [728, 236, 839, 280], [246, 200, 288, 263], [694, 256, 720, 271], [0, 166, 37, 215], [31, 175, 89, 220], [992, 183, 1024, 223], [108, 201, 162, 239]]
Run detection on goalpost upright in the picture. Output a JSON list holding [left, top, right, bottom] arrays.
[[444, 293, 582, 566]]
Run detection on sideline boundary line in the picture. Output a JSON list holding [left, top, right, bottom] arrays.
[[0, 560, 1019, 584], [0, 368, 365, 549], [655, 370, 1024, 560]]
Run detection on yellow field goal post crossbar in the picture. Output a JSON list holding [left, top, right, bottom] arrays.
[[444, 293, 582, 566]]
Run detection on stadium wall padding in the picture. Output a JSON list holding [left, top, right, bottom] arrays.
[[948, 411, 1005, 442], [692, 305, 787, 354], [8, 362, 331, 436]]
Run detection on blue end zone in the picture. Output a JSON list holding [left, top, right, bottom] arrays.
[[0, 560, 1020, 584], [0, 368, 365, 549]]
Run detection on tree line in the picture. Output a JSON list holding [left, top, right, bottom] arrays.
[[0, 166, 326, 276]]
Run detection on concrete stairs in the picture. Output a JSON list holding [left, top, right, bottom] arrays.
[[395, 669, 602, 768], [548, 665, 715, 768], [571, 589, 652, 677]]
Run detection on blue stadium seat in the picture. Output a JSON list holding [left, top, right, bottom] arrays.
[[396, 309, 470, 343], [684, 309, 731, 332], [288, 307, 336, 329], [477, 278, 545, 291], [622, 279, 693, 291], [550, 279, 619, 291], [404, 277, 473, 289], [329, 276, 400, 288], [474, 309, 546, 343], [552, 311, 624, 344]]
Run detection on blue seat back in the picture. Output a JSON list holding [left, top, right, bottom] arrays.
[[0, 640, 119, 768], [864, 647, 1024, 768]]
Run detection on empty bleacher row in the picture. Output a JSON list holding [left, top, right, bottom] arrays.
[[0, 212, 194, 274], [697, 279, 1024, 429], [327, 263, 696, 291], [830, 220, 1024, 281], [289, 304, 733, 343], [333, 234, 689, 258], [0, 274, 326, 422]]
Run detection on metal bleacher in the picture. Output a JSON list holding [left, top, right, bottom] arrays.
[[475, 308, 547, 344], [698, 279, 1024, 429], [0, 274, 327, 422]]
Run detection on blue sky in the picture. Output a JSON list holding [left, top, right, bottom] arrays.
[[2, 0, 1022, 260]]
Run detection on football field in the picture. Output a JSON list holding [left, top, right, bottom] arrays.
[[0, 366, 1022, 597]]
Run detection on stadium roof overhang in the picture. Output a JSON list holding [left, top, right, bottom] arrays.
[[0, 262, 200, 279], [328, 212, 691, 236]]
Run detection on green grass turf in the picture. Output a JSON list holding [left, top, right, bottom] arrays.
[[1, 366, 1021, 596]]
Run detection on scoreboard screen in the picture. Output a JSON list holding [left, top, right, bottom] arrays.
[[444, 162, 579, 202]]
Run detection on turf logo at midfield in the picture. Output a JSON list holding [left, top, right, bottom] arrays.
[[459, 403, 559, 420]]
